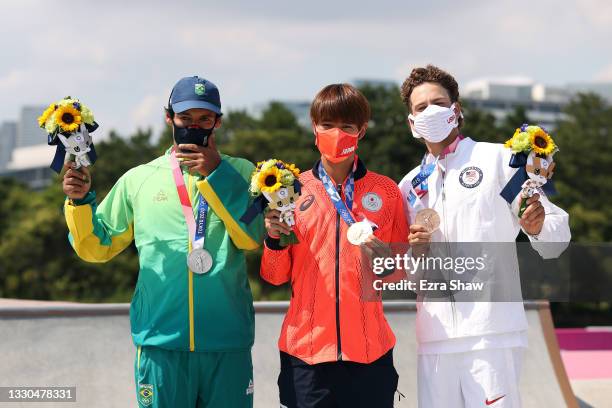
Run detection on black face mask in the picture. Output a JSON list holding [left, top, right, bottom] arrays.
[[172, 123, 215, 149]]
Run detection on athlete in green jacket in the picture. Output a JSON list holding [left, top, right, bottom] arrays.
[[62, 76, 264, 408]]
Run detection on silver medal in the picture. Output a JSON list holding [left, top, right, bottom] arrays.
[[188, 248, 213, 274], [347, 221, 373, 245]]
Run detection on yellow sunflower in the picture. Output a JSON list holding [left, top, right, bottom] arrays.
[[37, 103, 56, 127], [54, 105, 82, 133], [257, 166, 283, 193], [529, 128, 556, 155]]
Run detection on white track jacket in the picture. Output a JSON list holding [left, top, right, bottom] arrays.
[[398, 137, 571, 354]]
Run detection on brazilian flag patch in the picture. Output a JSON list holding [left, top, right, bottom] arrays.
[[138, 384, 154, 406], [195, 83, 205, 96]]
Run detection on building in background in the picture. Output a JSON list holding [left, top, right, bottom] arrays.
[[566, 82, 612, 103], [277, 100, 311, 127], [531, 84, 573, 104], [2, 144, 55, 190], [0, 121, 17, 171], [463, 78, 612, 130], [265, 79, 612, 134], [17, 106, 48, 147], [463, 78, 567, 130], [0, 106, 54, 190], [464, 77, 535, 102]]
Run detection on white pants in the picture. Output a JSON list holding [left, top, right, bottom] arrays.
[[418, 347, 523, 408]]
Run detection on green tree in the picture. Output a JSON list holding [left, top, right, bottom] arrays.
[[1, 86, 611, 325], [218, 103, 318, 171], [260, 102, 302, 132], [0, 178, 29, 236], [497, 105, 530, 143], [460, 100, 502, 142], [553, 93, 612, 242], [0, 179, 140, 301], [357, 83, 422, 182], [0, 129, 162, 301]]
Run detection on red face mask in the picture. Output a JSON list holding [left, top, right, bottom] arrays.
[[315, 127, 360, 163]]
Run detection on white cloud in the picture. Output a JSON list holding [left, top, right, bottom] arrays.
[[0, 70, 26, 89], [130, 94, 165, 131], [576, 0, 612, 29], [594, 63, 612, 81], [0, 0, 610, 136], [394, 61, 429, 84]]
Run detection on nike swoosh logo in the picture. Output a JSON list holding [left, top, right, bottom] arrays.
[[485, 395, 505, 405]]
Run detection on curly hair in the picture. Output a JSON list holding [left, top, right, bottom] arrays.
[[400, 65, 460, 113]]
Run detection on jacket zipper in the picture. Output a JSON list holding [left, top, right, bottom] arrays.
[[187, 174, 196, 352], [335, 184, 342, 361], [440, 158, 457, 334]]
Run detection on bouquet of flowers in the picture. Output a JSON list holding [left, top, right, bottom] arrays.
[[38, 96, 98, 175], [241, 159, 302, 246], [502, 124, 558, 216]]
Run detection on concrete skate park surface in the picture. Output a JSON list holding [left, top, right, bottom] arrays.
[[0, 300, 587, 407]]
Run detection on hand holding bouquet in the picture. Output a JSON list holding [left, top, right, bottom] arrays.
[[241, 159, 302, 247], [502, 124, 558, 217], [39, 96, 98, 176]]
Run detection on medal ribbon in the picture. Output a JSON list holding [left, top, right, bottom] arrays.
[[318, 156, 358, 227], [407, 157, 436, 208], [407, 135, 466, 208], [193, 195, 208, 250], [169, 149, 208, 251]]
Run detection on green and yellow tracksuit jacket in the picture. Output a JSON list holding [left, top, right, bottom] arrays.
[[64, 148, 264, 352]]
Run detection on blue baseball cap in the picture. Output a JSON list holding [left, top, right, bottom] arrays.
[[169, 76, 222, 115]]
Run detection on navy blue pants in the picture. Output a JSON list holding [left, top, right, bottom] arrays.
[[278, 349, 399, 408]]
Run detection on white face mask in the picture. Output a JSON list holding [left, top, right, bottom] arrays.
[[408, 103, 460, 143]]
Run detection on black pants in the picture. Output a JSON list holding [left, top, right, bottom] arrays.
[[278, 349, 399, 408]]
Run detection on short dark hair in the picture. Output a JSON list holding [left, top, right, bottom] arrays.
[[310, 83, 370, 127], [400, 65, 460, 113]]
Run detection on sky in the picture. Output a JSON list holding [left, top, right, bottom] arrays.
[[1, 0, 611, 137]]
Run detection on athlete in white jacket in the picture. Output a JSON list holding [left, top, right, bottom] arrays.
[[397, 65, 571, 408]]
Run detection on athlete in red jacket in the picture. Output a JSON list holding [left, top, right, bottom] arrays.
[[261, 83, 409, 408]]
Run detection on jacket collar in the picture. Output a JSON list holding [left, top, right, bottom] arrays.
[[424, 134, 466, 164], [312, 156, 368, 182]]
